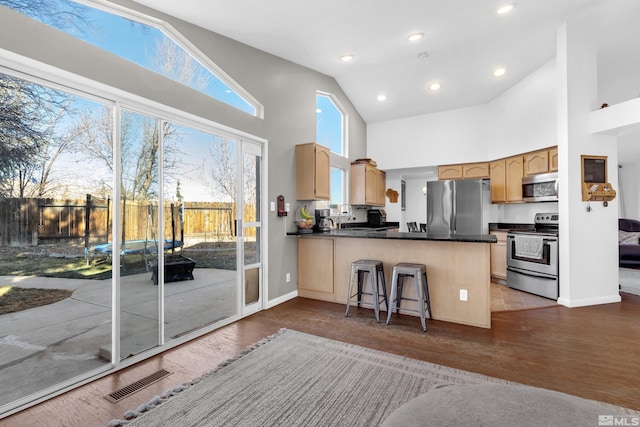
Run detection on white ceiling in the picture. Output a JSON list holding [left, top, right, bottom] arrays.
[[129, 0, 639, 125]]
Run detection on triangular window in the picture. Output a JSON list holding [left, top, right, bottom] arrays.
[[0, 0, 262, 117]]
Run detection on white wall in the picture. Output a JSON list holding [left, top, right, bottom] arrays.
[[368, 60, 558, 173], [496, 203, 559, 223], [618, 161, 640, 220], [557, 18, 619, 308], [486, 60, 558, 160], [383, 176, 404, 225], [617, 132, 640, 220], [404, 178, 427, 229], [367, 105, 489, 170]]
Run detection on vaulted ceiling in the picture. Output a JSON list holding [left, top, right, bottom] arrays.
[[129, 0, 640, 125]]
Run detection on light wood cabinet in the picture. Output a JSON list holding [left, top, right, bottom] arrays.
[[489, 160, 506, 203], [549, 147, 558, 172], [439, 162, 489, 180], [490, 231, 507, 281], [524, 150, 549, 176], [295, 143, 330, 200], [490, 156, 523, 203], [297, 237, 334, 300], [463, 162, 490, 179], [438, 164, 463, 180], [523, 146, 558, 175], [350, 163, 386, 206], [505, 155, 524, 202]]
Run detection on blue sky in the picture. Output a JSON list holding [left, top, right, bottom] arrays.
[[3, 0, 256, 115]]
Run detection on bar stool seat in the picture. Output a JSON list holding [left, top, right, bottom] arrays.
[[386, 263, 432, 331], [345, 259, 388, 322]]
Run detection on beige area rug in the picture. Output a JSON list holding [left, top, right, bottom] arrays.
[[619, 268, 640, 296], [108, 329, 638, 427]]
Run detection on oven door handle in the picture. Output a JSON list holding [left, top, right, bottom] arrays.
[[507, 235, 557, 243], [507, 266, 556, 280]]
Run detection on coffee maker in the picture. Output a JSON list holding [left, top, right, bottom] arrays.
[[314, 208, 331, 232]]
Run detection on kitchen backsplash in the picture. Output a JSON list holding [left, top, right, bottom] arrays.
[[497, 202, 558, 223]]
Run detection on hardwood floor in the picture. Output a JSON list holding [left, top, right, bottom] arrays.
[[3, 292, 640, 426]]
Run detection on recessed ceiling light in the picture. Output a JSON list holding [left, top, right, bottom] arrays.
[[407, 32, 424, 42], [339, 54, 354, 62], [428, 82, 441, 91], [377, 94, 387, 101], [316, 108, 322, 113], [493, 67, 507, 77], [496, 4, 514, 15]]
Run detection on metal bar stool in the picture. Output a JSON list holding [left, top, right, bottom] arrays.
[[345, 259, 388, 322], [386, 263, 432, 331]]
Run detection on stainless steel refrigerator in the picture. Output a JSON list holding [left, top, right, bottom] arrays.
[[426, 179, 490, 234]]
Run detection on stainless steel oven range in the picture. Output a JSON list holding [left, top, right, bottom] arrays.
[[506, 213, 559, 300]]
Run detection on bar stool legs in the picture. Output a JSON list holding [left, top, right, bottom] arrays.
[[345, 260, 388, 322], [386, 263, 432, 332]]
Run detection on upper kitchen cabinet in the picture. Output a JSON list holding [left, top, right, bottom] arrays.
[[438, 164, 463, 180], [438, 162, 489, 180], [463, 162, 490, 179], [523, 149, 549, 176], [505, 155, 524, 202], [549, 147, 558, 172], [489, 160, 506, 202], [524, 146, 558, 175], [490, 155, 523, 203], [296, 143, 330, 200], [350, 163, 386, 206]]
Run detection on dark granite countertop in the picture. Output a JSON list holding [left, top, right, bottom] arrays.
[[287, 229, 496, 243], [489, 222, 535, 232], [339, 221, 400, 230]]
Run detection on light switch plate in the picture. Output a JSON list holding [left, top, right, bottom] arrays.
[[460, 289, 468, 301], [270, 201, 276, 212]]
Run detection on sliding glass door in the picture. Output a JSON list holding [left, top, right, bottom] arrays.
[[162, 126, 240, 341], [0, 71, 265, 414]]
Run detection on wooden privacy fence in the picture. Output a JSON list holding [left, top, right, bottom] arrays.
[[0, 195, 250, 247]]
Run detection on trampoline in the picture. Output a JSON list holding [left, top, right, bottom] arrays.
[[93, 239, 183, 255]]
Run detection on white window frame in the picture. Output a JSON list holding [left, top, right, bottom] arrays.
[[27, 0, 265, 118], [316, 90, 348, 158]]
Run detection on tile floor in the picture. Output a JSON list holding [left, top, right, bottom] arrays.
[[490, 282, 558, 312]]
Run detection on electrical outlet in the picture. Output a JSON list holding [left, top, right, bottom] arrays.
[[286, 273, 291, 283], [459, 289, 468, 301]]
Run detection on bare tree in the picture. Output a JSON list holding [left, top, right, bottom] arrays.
[[0, 74, 67, 198], [204, 139, 257, 204], [72, 107, 181, 201], [151, 35, 212, 91], [204, 138, 237, 202], [0, 0, 93, 34]]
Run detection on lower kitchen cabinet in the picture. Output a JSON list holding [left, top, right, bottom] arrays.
[[490, 231, 507, 281], [297, 237, 334, 300]]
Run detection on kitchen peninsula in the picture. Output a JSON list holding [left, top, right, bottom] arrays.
[[293, 229, 497, 329]]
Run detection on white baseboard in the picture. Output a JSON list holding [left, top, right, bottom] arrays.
[[265, 290, 298, 309], [557, 293, 621, 308]]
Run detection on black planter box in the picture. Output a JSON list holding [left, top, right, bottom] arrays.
[[151, 254, 196, 285]]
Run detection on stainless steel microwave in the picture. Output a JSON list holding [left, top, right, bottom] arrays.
[[522, 172, 558, 202]]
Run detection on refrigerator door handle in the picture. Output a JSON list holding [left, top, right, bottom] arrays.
[[451, 182, 457, 233]]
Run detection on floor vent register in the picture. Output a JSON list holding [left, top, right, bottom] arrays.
[[104, 369, 172, 403]]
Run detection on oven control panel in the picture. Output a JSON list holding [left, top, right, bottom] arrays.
[[534, 213, 559, 225]]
